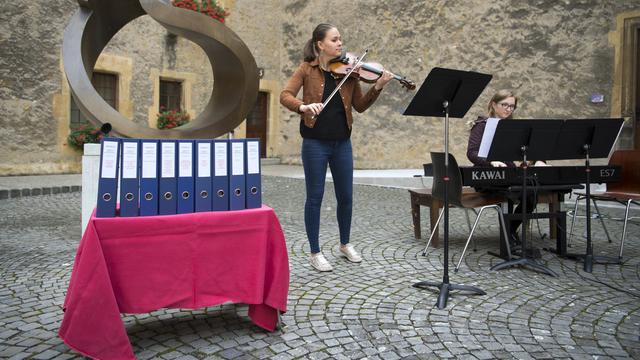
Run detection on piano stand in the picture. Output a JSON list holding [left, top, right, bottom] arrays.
[[490, 195, 560, 277], [562, 253, 621, 272], [492, 205, 560, 277], [489, 202, 567, 277], [564, 143, 621, 273], [490, 256, 558, 276], [491, 200, 559, 277]]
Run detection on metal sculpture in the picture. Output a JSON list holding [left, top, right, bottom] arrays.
[[63, 0, 259, 138]]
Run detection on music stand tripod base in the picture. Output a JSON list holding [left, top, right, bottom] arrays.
[[412, 280, 486, 309]]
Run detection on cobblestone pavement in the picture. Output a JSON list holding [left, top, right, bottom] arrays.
[[1, 176, 639, 359]]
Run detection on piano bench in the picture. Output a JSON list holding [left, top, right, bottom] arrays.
[[409, 188, 440, 248], [410, 188, 563, 248], [535, 192, 562, 240]]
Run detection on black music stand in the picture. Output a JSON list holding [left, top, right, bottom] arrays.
[[485, 119, 563, 276], [403, 67, 491, 309], [550, 118, 624, 273]]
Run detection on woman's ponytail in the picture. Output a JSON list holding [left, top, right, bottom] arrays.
[[303, 38, 317, 62], [302, 23, 335, 62]]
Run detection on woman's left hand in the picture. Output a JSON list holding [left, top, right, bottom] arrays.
[[374, 70, 394, 91]]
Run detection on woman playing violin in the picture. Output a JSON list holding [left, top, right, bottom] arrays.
[[280, 23, 394, 272]]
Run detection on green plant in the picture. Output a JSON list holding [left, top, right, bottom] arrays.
[[172, 0, 230, 23], [67, 124, 104, 150], [157, 108, 191, 129]]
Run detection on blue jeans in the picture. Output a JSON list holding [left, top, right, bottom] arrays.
[[301, 138, 353, 254]]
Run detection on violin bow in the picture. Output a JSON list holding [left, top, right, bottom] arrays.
[[312, 49, 369, 120]]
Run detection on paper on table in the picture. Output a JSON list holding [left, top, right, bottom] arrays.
[[197, 142, 211, 178], [161, 142, 175, 178], [101, 140, 119, 179], [178, 142, 193, 178], [247, 141, 260, 175], [214, 142, 227, 176], [141, 142, 157, 179], [231, 142, 244, 176], [478, 117, 500, 158], [122, 142, 138, 179]]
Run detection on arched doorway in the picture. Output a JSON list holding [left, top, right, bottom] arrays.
[[613, 13, 640, 149], [246, 91, 269, 157], [635, 27, 640, 148]]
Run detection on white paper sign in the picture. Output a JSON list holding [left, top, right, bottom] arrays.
[[161, 142, 175, 178], [198, 142, 211, 177], [478, 117, 500, 159], [214, 142, 227, 176], [231, 142, 244, 176], [100, 140, 118, 179], [178, 142, 193, 177], [141, 142, 157, 179], [122, 142, 138, 179], [247, 141, 260, 175]]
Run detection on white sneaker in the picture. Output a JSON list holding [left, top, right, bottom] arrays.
[[340, 244, 362, 263], [310, 253, 333, 272]]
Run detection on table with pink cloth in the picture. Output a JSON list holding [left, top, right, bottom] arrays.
[[58, 205, 289, 360]]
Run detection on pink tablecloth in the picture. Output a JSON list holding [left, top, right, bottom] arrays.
[[59, 205, 289, 360]]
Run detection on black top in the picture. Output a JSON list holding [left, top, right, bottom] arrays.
[[466, 116, 516, 167], [300, 70, 350, 140]]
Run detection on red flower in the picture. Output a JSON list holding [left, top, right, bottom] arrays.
[[171, 0, 228, 23]]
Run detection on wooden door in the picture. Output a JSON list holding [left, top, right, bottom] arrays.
[[636, 28, 640, 149], [246, 91, 268, 157]]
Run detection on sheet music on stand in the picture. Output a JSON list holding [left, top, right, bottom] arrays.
[[478, 118, 500, 158]]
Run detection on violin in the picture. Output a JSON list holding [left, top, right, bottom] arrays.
[[311, 49, 414, 120], [328, 51, 416, 91]]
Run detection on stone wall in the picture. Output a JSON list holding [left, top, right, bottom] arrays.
[[0, 0, 639, 175], [0, 1, 78, 174], [275, 0, 640, 168], [0, 0, 283, 175]]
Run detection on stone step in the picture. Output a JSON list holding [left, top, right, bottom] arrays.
[[261, 157, 281, 165]]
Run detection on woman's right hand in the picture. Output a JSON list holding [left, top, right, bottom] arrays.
[[299, 103, 324, 115], [490, 161, 508, 167]]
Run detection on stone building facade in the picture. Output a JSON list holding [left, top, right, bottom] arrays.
[[1, 0, 639, 175]]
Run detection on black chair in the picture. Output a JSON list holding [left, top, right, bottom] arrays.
[[568, 150, 640, 260], [422, 152, 512, 272]]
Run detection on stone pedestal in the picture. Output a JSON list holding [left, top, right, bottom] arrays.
[[82, 143, 101, 231]]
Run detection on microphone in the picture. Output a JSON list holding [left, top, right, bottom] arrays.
[[100, 123, 112, 135]]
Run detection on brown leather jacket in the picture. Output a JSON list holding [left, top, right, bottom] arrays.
[[279, 59, 382, 129]]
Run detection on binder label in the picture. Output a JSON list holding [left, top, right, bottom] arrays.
[[215, 142, 228, 176], [122, 142, 138, 179], [247, 141, 260, 175], [179, 142, 193, 177], [198, 142, 211, 177], [231, 142, 244, 176], [101, 141, 119, 179], [142, 142, 157, 178], [161, 142, 176, 178]]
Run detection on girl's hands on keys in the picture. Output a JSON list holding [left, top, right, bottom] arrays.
[[490, 161, 508, 167]]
